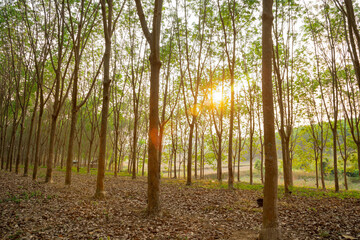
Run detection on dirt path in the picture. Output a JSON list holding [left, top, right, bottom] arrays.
[[0, 169, 359, 239]]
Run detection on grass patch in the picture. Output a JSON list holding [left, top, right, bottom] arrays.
[[162, 178, 360, 199], [1, 190, 43, 204], [285, 185, 360, 199]]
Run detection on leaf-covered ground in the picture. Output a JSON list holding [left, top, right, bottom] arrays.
[[0, 169, 359, 240]]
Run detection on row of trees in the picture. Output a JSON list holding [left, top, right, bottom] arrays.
[[0, 0, 359, 233]]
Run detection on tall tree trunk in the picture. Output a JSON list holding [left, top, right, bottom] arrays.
[[45, 113, 58, 183], [23, 98, 37, 176], [344, 158, 348, 190], [135, 0, 163, 215], [158, 124, 164, 177], [259, 0, 280, 238], [281, 138, 291, 193], [173, 142, 177, 179], [87, 140, 93, 174], [249, 132, 253, 185], [15, 116, 25, 174], [315, 153, 319, 189], [227, 73, 235, 189], [95, 0, 113, 198], [114, 131, 118, 177], [285, 137, 293, 186], [0, 122, 8, 170], [200, 133, 204, 179], [186, 122, 194, 185], [320, 148, 326, 190], [217, 137, 222, 182], [6, 120, 17, 171], [260, 143, 264, 184], [77, 123, 83, 173], [147, 51, 161, 210], [142, 144, 146, 176], [65, 105, 78, 185], [132, 115, 138, 179], [332, 128, 339, 192], [237, 132, 241, 182], [195, 123, 198, 179], [172, 120, 177, 179], [32, 103, 44, 181]]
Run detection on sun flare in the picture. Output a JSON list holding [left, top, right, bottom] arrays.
[[212, 90, 223, 104]]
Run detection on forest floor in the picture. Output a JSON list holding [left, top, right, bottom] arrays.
[[0, 169, 360, 240]]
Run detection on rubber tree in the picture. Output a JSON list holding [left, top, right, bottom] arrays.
[[272, 0, 300, 194], [45, 0, 74, 183], [95, 0, 125, 198], [64, 0, 103, 186], [175, 0, 212, 185], [259, 0, 281, 238], [134, 0, 163, 214], [334, 0, 360, 177], [307, 1, 342, 192]]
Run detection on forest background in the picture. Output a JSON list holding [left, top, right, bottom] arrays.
[[0, 0, 360, 194]]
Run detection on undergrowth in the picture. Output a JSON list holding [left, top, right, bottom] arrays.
[[163, 178, 360, 199]]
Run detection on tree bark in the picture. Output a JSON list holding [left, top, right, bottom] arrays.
[[186, 122, 194, 185], [134, 0, 163, 215], [32, 100, 44, 181], [23, 95, 37, 176], [95, 0, 114, 199], [15, 115, 25, 174], [195, 123, 198, 179], [259, 0, 281, 238]]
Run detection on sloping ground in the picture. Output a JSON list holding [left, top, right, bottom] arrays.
[[0, 169, 359, 240]]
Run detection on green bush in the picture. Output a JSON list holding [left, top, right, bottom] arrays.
[[254, 159, 261, 171]]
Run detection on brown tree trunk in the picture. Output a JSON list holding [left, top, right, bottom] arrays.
[[217, 137, 222, 182], [173, 148, 177, 179], [332, 128, 339, 192], [344, 158, 348, 190], [77, 121, 83, 173], [227, 72, 235, 189], [135, 0, 163, 214], [15, 116, 25, 174], [114, 131, 118, 177], [32, 102, 44, 181], [147, 55, 161, 211], [344, 0, 360, 90], [260, 142, 264, 184], [6, 119, 17, 171], [186, 122, 194, 185], [45, 114, 58, 183], [315, 154, 319, 189], [65, 105, 78, 185], [132, 115, 138, 179], [259, 0, 280, 238], [142, 144, 146, 176], [237, 129, 241, 182], [200, 133, 204, 179], [87, 140, 93, 174], [95, 0, 114, 199], [45, 0, 69, 183], [281, 138, 291, 193], [195, 123, 198, 179], [0, 122, 8, 170], [172, 122, 177, 179], [320, 148, 326, 190], [250, 132, 253, 185]]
